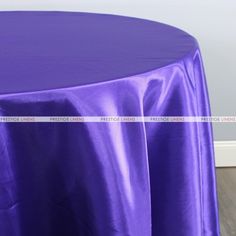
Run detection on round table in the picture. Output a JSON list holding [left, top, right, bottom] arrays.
[[0, 12, 219, 236]]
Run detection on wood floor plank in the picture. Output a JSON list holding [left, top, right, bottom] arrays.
[[217, 168, 236, 236]]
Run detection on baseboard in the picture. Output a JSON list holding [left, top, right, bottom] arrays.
[[214, 141, 236, 167]]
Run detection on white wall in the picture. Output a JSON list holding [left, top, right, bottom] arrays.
[[0, 0, 235, 140]]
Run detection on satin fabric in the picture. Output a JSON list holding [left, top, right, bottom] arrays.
[[0, 12, 219, 236]]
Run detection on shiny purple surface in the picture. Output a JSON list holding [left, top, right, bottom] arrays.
[[0, 12, 219, 236], [0, 11, 196, 94]]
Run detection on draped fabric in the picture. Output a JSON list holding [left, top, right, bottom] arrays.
[[0, 11, 219, 236]]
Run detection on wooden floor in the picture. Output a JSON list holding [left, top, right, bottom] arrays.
[[217, 168, 236, 236]]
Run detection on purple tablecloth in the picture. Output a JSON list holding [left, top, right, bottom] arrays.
[[0, 11, 219, 236]]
